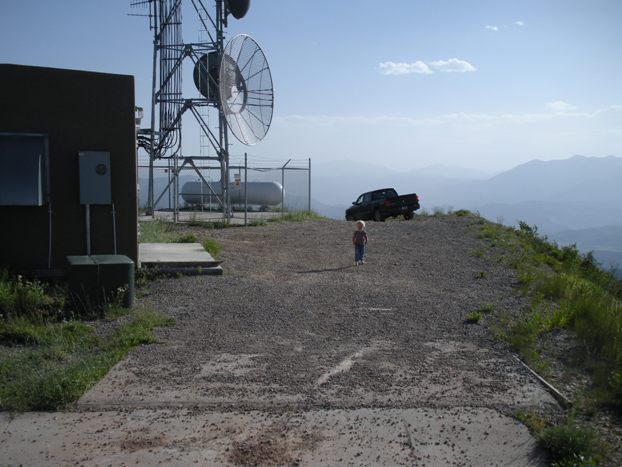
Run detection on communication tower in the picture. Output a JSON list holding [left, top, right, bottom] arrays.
[[131, 0, 274, 221]]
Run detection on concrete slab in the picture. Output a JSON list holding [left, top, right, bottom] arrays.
[[0, 407, 546, 466], [139, 243, 222, 274]]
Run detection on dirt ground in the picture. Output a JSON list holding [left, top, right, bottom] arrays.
[[0, 216, 563, 465]]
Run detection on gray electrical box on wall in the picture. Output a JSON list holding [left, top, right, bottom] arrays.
[[79, 151, 111, 204]]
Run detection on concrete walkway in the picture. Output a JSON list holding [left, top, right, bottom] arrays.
[[0, 407, 543, 465]]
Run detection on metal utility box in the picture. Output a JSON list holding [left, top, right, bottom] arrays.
[[67, 254, 134, 313], [0, 133, 49, 206], [79, 151, 111, 205], [92, 254, 135, 308], [67, 255, 99, 312]]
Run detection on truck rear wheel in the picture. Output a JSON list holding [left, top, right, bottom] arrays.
[[404, 211, 413, 220], [373, 209, 383, 222]]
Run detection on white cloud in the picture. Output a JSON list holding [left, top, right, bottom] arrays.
[[546, 100, 577, 112], [429, 58, 477, 73], [278, 105, 622, 127], [378, 61, 432, 75], [378, 58, 476, 76], [515, 20, 524, 27], [485, 25, 499, 32]]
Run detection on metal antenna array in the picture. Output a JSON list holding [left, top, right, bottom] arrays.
[[132, 0, 270, 222]]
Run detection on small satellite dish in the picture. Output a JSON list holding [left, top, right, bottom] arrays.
[[225, 0, 250, 19], [219, 34, 274, 146]]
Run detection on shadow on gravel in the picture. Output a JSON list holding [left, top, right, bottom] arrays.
[[296, 265, 356, 274]]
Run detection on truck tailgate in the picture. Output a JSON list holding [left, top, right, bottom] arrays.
[[387, 194, 418, 206]]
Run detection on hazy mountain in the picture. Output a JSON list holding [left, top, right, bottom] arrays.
[[475, 201, 622, 234], [414, 164, 491, 180], [547, 225, 622, 278], [591, 251, 622, 279], [463, 155, 622, 207], [549, 225, 622, 252]]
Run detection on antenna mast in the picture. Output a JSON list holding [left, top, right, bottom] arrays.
[[134, 0, 232, 222]]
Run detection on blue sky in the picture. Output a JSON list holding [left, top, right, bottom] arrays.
[[2, 0, 621, 172]]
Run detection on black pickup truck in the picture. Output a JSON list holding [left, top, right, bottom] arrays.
[[345, 188, 420, 222]]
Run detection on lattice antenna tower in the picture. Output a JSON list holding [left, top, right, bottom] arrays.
[[132, 0, 273, 221]]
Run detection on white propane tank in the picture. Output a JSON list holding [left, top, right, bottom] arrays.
[[181, 181, 283, 206]]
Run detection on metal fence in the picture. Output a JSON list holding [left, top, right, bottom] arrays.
[[137, 154, 311, 225]]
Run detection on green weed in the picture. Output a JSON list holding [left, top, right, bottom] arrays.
[[0, 271, 65, 322], [465, 304, 493, 325], [539, 421, 600, 466], [513, 408, 549, 433], [471, 247, 485, 258], [465, 311, 482, 324], [176, 233, 197, 243], [0, 307, 174, 411], [187, 211, 202, 226], [268, 210, 323, 223], [138, 220, 177, 243], [202, 238, 221, 258], [139, 220, 200, 243]]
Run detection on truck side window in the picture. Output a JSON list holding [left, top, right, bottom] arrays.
[[363, 193, 372, 203], [355, 195, 364, 205]]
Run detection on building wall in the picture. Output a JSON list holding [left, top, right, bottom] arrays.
[[0, 64, 137, 271]]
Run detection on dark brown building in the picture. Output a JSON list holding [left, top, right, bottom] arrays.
[[0, 64, 137, 274]]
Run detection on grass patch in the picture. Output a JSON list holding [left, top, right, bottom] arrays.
[[267, 210, 323, 223], [139, 220, 200, 243], [513, 408, 549, 433], [177, 233, 197, 243], [477, 219, 622, 410], [464, 304, 494, 326], [202, 238, 221, 258], [454, 209, 472, 217], [514, 410, 603, 466], [465, 311, 482, 324], [0, 270, 65, 322], [539, 421, 601, 466], [138, 219, 177, 243], [0, 306, 174, 411], [249, 219, 267, 226]]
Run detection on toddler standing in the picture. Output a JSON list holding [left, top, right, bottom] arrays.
[[352, 220, 368, 265]]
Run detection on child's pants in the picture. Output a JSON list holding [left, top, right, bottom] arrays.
[[355, 244, 365, 262]]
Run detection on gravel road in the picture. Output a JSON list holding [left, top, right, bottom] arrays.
[[0, 216, 562, 465]]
